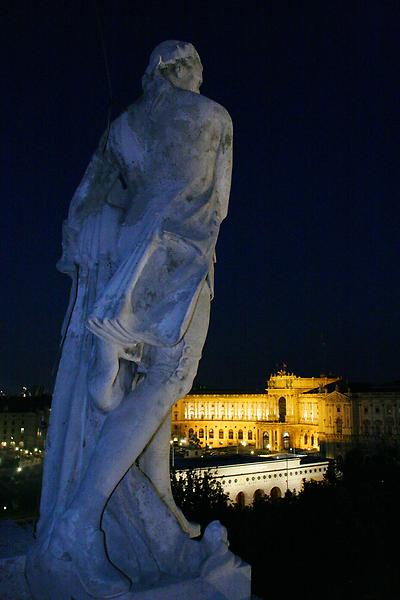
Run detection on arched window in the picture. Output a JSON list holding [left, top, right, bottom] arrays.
[[198, 428, 204, 438], [228, 429, 234, 439], [238, 430, 243, 440], [236, 492, 245, 509], [248, 430, 253, 440], [304, 433, 308, 445], [311, 434, 314, 446], [283, 431, 290, 449], [336, 418, 343, 435], [253, 489, 265, 504], [188, 428, 194, 438], [219, 429, 224, 439], [263, 431, 270, 449], [278, 397, 287, 423], [270, 487, 282, 501], [209, 429, 214, 439]]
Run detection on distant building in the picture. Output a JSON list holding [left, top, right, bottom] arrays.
[[172, 371, 400, 459], [0, 396, 50, 452]]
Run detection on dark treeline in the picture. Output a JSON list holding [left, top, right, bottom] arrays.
[[172, 446, 400, 600]]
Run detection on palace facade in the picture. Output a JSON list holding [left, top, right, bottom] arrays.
[[172, 371, 400, 458]]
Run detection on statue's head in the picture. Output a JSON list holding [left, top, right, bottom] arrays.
[[143, 40, 203, 94]]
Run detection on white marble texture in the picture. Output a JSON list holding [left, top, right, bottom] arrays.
[[24, 41, 249, 598]]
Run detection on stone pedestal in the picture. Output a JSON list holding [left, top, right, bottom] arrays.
[[0, 521, 251, 600]]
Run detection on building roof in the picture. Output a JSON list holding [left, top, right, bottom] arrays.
[[174, 452, 328, 470]]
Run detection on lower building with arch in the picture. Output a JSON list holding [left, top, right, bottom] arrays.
[[174, 454, 329, 506]]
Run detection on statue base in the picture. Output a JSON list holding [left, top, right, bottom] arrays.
[[0, 521, 251, 600]]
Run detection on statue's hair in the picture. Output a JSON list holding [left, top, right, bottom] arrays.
[[142, 40, 201, 95]]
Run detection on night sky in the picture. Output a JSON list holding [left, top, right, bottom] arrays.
[[2, 1, 400, 393]]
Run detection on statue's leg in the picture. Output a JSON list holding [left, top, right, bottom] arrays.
[[65, 285, 210, 528], [50, 286, 210, 594], [139, 413, 201, 538], [88, 337, 121, 412]]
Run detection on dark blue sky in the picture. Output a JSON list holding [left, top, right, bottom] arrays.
[[2, 1, 399, 393]]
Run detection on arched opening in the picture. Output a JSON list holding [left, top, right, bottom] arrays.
[[253, 489, 265, 504], [188, 428, 194, 439], [304, 433, 308, 446], [238, 429, 243, 440], [270, 487, 282, 501], [336, 418, 343, 435], [219, 429, 224, 439], [236, 492, 245, 508], [248, 430, 253, 441], [209, 429, 214, 439], [198, 428, 204, 438], [278, 397, 286, 423], [311, 434, 314, 446], [263, 431, 270, 449], [283, 431, 290, 449], [228, 429, 234, 440]]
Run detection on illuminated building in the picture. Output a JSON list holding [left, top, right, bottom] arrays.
[[175, 454, 329, 506], [0, 396, 49, 452], [172, 371, 400, 458]]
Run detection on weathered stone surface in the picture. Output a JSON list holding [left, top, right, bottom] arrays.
[[24, 40, 249, 599], [0, 521, 33, 600]]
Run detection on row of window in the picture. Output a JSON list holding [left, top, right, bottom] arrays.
[[224, 467, 327, 485], [189, 428, 254, 440]]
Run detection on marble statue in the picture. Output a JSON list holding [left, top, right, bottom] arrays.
[[26, 41, 250, 599]]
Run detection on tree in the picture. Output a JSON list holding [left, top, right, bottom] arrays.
[[171, 468, 230, 527]]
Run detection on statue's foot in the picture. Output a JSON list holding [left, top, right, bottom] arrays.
[[49, 513, 131, 598]]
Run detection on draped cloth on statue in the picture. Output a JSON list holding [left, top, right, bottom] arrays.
[[35, 81, 233, 582]]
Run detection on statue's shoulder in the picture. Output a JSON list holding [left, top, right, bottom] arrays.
[[190, 93, 232, 128]]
